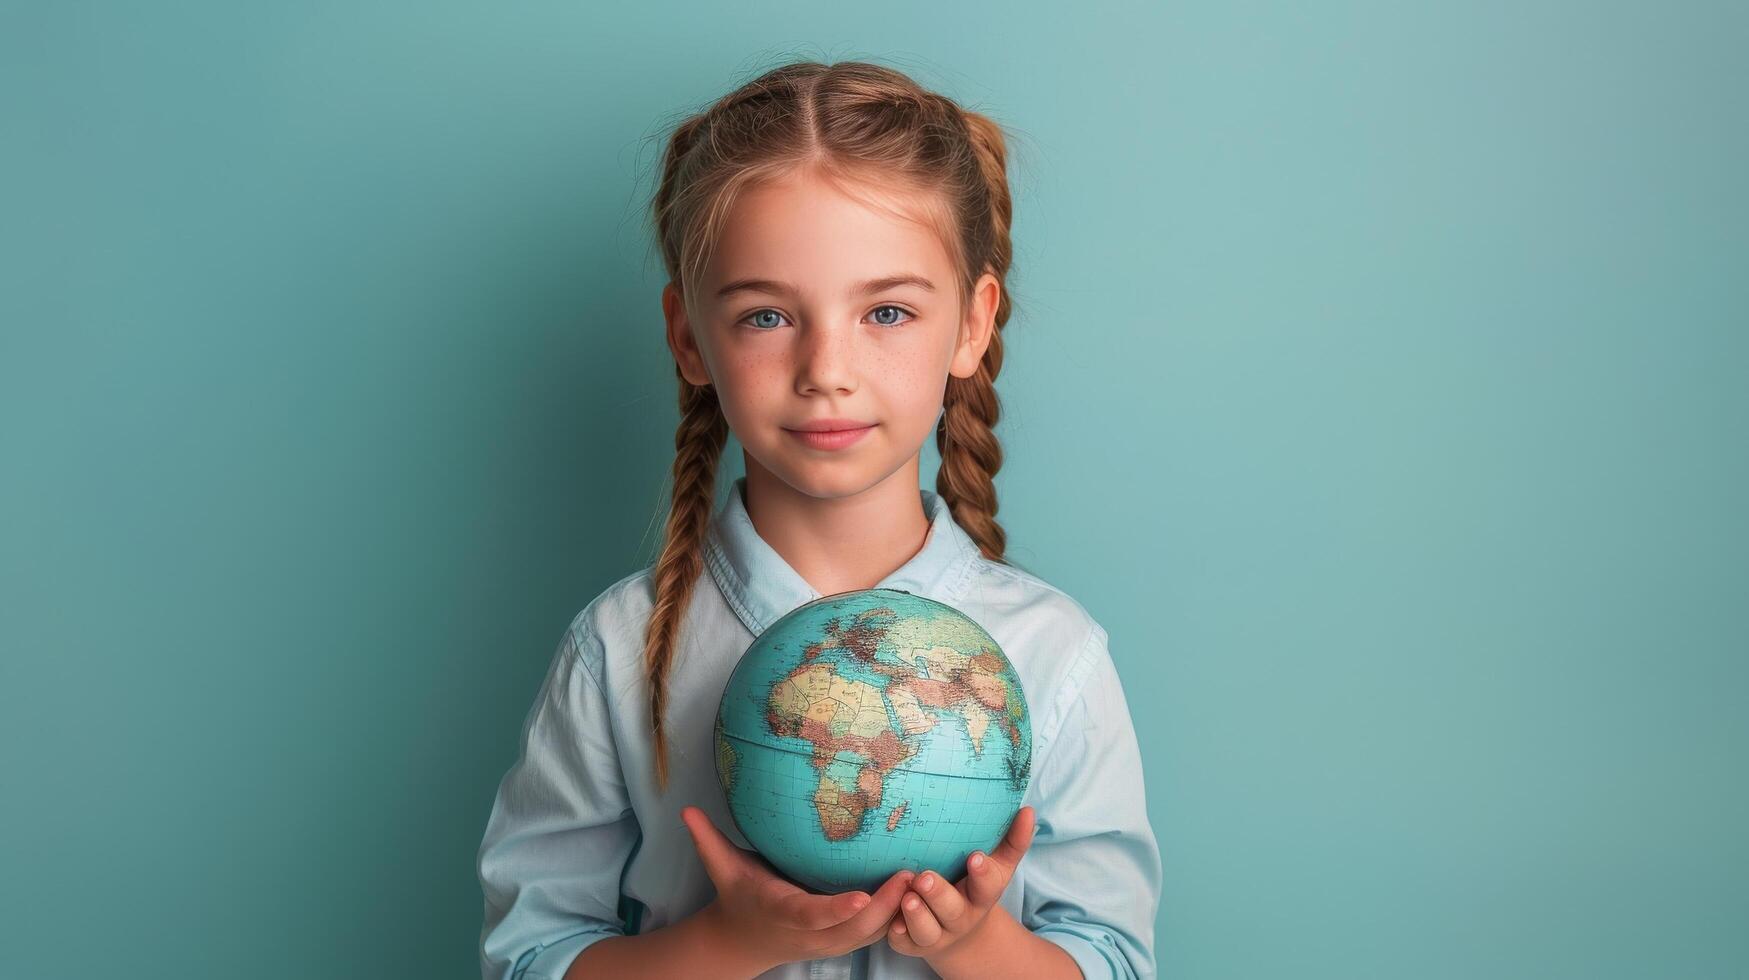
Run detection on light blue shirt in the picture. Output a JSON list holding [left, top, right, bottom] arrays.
[[478, 477, 1162, 979]]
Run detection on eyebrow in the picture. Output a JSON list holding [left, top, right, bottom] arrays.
[[714, 274, 936, 301]]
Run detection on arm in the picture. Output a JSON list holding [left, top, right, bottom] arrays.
[[564, 900, 777, 980], [479, 617, 861, 979], [477, 621, 641, 980], [1016, 624, 1164, 980]]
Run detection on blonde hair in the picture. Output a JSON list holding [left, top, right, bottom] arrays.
[[643, 60, 1020, 791]]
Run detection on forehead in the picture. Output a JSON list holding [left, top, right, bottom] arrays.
[[701, 170, 955, 297]]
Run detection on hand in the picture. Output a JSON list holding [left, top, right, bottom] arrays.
[[681, 805, 917, 972], [886, 805, 1037, 961]]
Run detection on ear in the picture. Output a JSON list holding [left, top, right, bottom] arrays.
[[663, 281, 713, 387], [949, 272, 1001, 379]]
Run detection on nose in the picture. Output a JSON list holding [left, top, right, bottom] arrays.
[[794, 320, 858, 396]]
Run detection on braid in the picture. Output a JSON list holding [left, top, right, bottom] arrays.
[[642, 374, 728, 792], [936, 106, 1015, 563], [936, 340, 1007, 561]]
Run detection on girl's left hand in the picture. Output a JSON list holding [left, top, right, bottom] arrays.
[[886, 805, 1037, 959]]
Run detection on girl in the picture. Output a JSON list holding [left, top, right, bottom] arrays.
[[477, 60, 1162, 980]]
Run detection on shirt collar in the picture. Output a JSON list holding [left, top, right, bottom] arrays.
[[704, 475, 982, 636]]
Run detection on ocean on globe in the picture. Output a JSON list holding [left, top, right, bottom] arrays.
[[713, 587, 1032, 896]]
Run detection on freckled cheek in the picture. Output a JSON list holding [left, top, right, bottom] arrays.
[[714, 352, 792, 423], [868, 354, 951, 430], [748, 355, 794, 400]]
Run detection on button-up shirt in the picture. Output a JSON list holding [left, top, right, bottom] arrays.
[[478, 477, 1162, 979]]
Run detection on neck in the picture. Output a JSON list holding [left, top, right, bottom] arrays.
[[740, 452, 932, 597]]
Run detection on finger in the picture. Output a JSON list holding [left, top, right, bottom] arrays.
[[989, 805, 1038, 871], [680, 806, 750, 887], [911, 869, 971, 932], [900, 887, 944, 946], [827, 868, 915, 940], [774, 885, 870, 931], [888, 914, 920, 957], [962, 847, 1011, 908]]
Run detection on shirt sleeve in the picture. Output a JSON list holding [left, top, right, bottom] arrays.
[[477, 620, 639, 980], [1021, 624, 1164, 980]]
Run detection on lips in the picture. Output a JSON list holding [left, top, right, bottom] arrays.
[[784, 421, 876, 450], [785, 418, 875, 433]]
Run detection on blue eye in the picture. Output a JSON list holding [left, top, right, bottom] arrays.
[[744, 309, 788, 330], [869, 304, 915, 327], [737, 305, 917, 331]]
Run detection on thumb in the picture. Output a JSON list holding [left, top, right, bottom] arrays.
[[681, 806, 751, 887]]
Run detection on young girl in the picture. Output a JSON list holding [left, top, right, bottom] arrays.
[[477, 60, 1161, 980]]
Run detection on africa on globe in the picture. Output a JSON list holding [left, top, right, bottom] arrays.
[[713, 587, 1032, 895]]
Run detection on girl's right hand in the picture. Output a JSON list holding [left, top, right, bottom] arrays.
[[681, 805, 916, 971]]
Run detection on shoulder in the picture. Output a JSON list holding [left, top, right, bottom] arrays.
[[969, 557, 1108, 641], [961, 556, 1113, 747], [558, 564, 660, 684]]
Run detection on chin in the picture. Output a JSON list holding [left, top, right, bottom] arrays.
[[751, 452, 886, 502], [780, 467, 881, 501]]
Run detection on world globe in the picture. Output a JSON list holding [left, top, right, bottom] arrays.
[[713, 587, 1033, 895]]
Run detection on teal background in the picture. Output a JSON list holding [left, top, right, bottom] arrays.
[[2, 2, 1743, 978]]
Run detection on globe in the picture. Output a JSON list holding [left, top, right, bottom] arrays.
[[713, 587, 1033, 896]]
